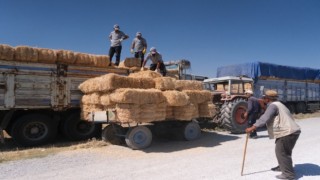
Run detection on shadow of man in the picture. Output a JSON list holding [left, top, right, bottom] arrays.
[[295, 163, 320, 179]]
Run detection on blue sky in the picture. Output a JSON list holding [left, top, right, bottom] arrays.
[[1, 0, 320, 78]]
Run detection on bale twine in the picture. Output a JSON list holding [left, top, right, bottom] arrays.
[[154, 77, 175, 91], [14, 46, 38, 62], [173, 103, 196, 120], [129, 70, 162, 78], [38, 48, 57, 63], [0, 44, 14, 60], [81, 92, 101, 105], [162, 90, 190, 106], [110, 88, 165, 104], [199, 102, 215, 118], [56, 50, 76, 64], [116, 103, 140, 123], [175, 80, 203, 91], [183, 90, 212, 104]]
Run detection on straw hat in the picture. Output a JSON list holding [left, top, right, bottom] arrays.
[[265, 90, 278, 99]]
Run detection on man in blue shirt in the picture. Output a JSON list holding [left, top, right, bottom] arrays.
[[108, 24, 129, 66]]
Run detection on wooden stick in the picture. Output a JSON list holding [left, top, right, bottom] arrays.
[[241, 133, 249, 176]]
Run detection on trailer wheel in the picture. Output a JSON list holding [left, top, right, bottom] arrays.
[[102, 124, 125, 145], [62, 112, 102, 141], [183, 121, 201, 141], [220, 99, 248, 134], [296, 102, 306, 114], [125, 126, 152, 150], [11, 114, 56, 146]]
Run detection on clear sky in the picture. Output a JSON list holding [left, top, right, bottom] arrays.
[[1, 0, 320, 78]]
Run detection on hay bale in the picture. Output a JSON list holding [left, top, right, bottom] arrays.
[[173, 103, 196, 120], [110, 88, 165, 104], [183, 90, 212, 104], [74, 53, 91, 66], [166, 106, 174, 119], [139, 103, 158, 123], [81, 104, 104, 120], [162, 90, 190, 106], [154, 77, 175, 90], [92, 55, 110, 67], [166, 69, 179, 79], [38, 48, 57, 63], [0, 44, 14, 60], [154, 102, 167, 121], [116, 103, 140, 123], [14, 46, 38, 62], [56, 50, 76, 64], [175, 80, 203, 91], [121, 57, 141, 67], [100, 94, 115, 106], [78, 73, 155, 93], [129, 70, 162, 78], [199, 102, 215, 118], [192, 104, 199, 118], [81, 92, 101, 105]]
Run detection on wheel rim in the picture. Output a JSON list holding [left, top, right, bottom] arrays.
[[184, 122, 200, 140], [23, 122, 48, 141], [133, 130, 148, 145], [234, 106, 247, 125]]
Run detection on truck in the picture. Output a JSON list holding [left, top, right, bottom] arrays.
[[203, 61, 320, 133], [0, 45, 205, 147]]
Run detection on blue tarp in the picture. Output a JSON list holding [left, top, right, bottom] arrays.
[[216, 62, 320, 81]]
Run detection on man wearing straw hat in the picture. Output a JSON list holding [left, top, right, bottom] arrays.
[[246, 90, 301, 180]]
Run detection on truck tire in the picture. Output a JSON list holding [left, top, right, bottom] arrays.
[[125, 126, 152, 150], [219, 99, 248, 134], [102, 124, 125, 145], [296, 102, 306, 114], [183, 121, 201, 141], [62, 112, 102, 141], [11, 114, 57, 146]]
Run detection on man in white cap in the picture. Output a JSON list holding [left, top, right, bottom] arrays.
[[246, 90, 301, 180], [141, 47, 166, 76], [108, 24, 129, 66], [131, 32, 147, 67], [244, 89, 261, 138]]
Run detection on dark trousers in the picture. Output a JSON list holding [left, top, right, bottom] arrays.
[[247, 113, 258, 137], [134, 51, 144, 67], [275, 131, 300, 179], [109, 46, 122, 66], [150, 63, 166, 76]]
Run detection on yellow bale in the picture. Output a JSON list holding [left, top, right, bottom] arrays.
[[121, 57, 141, 67], [56, 50, 76, 64], [0, 44, 14, 60], [154, 77, 175, 91], [100, 94, 115, 106], [110, 88, 165, 104], [175, 80, 203, 91], [14, 46, 38, 62], [38, 48, 57, 63], [129, 70, 162, 78], [115, 103, 140, 123], [162, 90, 190, 106], [173, 103, 196, 120], [199, 102, 215, 118], [183, 90, 212, 104], [92, 55, 110, 67], [81, 92, 101, 105]]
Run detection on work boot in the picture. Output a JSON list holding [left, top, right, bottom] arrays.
[[271, 166, 281, 172], [275, 174, 294, 180]]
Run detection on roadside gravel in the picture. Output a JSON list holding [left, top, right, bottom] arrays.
[[0, 118, 319, 180]]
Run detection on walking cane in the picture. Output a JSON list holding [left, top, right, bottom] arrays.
[[241, 133, 249, 176]]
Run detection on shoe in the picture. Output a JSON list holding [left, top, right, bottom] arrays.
[[275, 174, 294, 180], [271, 166, 281, 172], [249, 135, 258, 139]]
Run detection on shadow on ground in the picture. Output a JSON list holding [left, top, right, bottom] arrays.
[[295, 163, 320, 179]]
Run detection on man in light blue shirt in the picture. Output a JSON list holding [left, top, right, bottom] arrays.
[[108, 24, 129, 66], [142, 47, 166, 76], [131, 32, 147, 67]]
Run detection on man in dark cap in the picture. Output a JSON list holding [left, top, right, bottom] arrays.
[[246, 90, 301, 180], [108, 24, 129, 66]]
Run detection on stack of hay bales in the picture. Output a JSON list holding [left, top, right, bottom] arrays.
[[118, 57, 141, 71], [0, 44, 110, 67], [79, 71, 215, 123]]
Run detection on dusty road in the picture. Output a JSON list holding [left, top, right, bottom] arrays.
[[0, 118, 320, 180]]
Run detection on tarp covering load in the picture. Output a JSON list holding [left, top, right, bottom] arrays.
[[79, 73, 214, 123], [216, 61, 320, 81]]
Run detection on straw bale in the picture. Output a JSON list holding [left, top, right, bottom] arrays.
[[38, 48, 57, 63], [81, 104, 104, 120], [116, 103, 140, 123], [14, 46, 38, 62], [154, 102, 167, 120], [74, 53, 91, 66], [154, 77, 175, 90], [166, 69, 179, 79], [175, 80, 203, 91], [162, 90, 190, 106], [173, 103, 196, 120], [129, 70, 162, 78], [56, 50, 76, 64], [129, 66, 142, 72], [122, 57, 141, 67], [183, 90, 212, 104], [100, 94, 115, 106], [93, 55, 110, 67], [110, 88, 165, 104], [81, 92, 101, 105], [192, 104, 199, 118], [199, 102, 215, 117], [0, 44, 14, 60], [166, 106, 174, 119]]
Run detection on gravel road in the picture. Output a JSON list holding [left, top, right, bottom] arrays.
[[0, 118, 319, 180]]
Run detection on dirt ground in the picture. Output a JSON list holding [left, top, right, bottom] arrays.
[[0, 116, 320, 180]]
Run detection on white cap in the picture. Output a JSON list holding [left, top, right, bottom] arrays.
[[113, 24, 120, 30], [150, 47, 157, 54], [245, 89, 253, 94], [136, 32, 142, 37]]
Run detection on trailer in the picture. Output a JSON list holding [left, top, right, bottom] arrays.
[[216, 62, 320, 113]]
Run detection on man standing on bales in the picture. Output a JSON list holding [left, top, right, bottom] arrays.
[[131, 32, 147, 67], [141, 47, 166, 76], [108, 24, 129, 66]]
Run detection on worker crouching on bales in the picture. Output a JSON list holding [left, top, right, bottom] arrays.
[[246, 90, 301, 180], [108, 24, 129, 66], [141, 47, 167, 76], [131, 32, 147, 67]]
